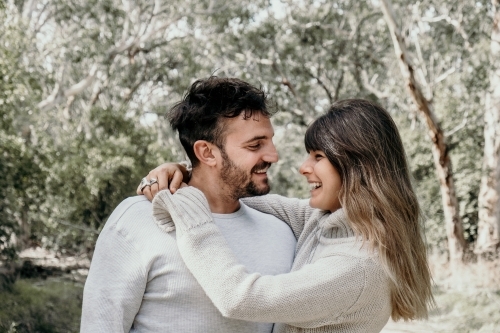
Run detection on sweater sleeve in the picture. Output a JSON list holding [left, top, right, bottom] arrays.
[[179, 224, 367, 326], [81, 216, 147, 332], [152, 188, 366, 327], [241, 195, 313, 239]]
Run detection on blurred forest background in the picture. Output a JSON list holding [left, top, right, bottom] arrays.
[[1, 0, 500, 331]]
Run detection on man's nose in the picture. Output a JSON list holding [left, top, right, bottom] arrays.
[[264, 144, 279, 163]]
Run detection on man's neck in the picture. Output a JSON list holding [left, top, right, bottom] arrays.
[[188, 170, 241, 214]]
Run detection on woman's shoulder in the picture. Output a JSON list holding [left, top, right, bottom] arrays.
[[305, 234, 391, 325], [315, 249, 390, 298], [315, 237, 372, 260]]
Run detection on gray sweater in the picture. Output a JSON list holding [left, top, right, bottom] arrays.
[[152, 188, 392, 333], [81, 196, 296, 333]]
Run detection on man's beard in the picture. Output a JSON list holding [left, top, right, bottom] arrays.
[[219, 149, 271, 200]]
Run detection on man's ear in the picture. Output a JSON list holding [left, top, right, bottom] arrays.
[[193, 140, 219, 167]]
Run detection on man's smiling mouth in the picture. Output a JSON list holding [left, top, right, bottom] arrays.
[[253, 168, 269, 174], [252, 163, 271, 174]]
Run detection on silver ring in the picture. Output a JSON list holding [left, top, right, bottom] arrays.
[[139, 177, 149, 192], [149, 178, 158, 186]]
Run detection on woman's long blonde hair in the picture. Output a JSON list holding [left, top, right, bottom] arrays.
[[305, 99, 434, 321]]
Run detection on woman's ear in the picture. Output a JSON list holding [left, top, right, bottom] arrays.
[[193, 140, 219, 167]]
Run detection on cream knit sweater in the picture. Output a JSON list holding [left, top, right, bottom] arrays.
[[152, 187, 392, 333]]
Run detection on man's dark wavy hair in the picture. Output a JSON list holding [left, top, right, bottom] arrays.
[[168, 76, 274, 167]]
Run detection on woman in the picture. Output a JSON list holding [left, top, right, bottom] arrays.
[[145, 99, 434, 333]]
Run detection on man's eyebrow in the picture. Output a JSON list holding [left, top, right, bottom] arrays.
[[242, 135, 268, 144]]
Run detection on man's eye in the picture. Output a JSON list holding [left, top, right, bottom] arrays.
[[248, 144, 261, 150]]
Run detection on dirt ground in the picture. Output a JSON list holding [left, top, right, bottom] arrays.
[[15, 248, 500, 333]]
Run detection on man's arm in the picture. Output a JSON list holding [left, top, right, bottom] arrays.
[[81, 210, 147, 332]]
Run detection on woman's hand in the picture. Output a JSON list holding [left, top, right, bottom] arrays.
[[137, 162, 190, 201]]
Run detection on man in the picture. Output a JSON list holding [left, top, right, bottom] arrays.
[[81, 77, 297, 333]]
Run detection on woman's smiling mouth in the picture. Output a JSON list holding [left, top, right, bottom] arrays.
[[309, 182, 322, 191]]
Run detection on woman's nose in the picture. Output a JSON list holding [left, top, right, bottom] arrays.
[[299, 159, 312, 175]]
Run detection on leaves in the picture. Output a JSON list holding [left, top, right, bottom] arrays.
[[0, 0, 493, 259]]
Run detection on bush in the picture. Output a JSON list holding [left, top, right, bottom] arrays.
[[0, 278, 83, 333]]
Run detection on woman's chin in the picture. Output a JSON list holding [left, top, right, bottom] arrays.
[[308, 198, 341, 213], [308, 198, 322, 210]]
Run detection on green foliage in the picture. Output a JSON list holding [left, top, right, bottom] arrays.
[[33, 106, 173, 253], [0, 0, 496, 257], [0, 2, 177, 256], [2, 3, 499, 332], [0, 279, 83, 333], [371, 0, 490, 252], [0, 132, 46, 260], [0, 8, 46, 260]]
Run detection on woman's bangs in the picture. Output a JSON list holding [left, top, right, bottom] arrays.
[[304, 119, 325, 153]]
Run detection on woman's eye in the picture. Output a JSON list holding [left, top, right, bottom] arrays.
[[315, 154, 323, 160]]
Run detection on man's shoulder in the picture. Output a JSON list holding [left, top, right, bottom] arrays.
[[116, 195, 150, 212], [102, 196, 156, 234]]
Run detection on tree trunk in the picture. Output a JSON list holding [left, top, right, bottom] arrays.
[[380, 0, 467, 264], [476, 0, 500, 256], [13, 206, 31, 252]]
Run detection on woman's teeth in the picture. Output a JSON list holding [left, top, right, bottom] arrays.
[[309, 182, 322, 190]]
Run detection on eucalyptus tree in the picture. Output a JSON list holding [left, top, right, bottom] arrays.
[[155, 0, 489, 260], [220, 0, 487, 261], [380, 0, 468, 264], [8, 0, 274, 254], [0, 1, 49, 258], [196, 0, 394, 197], [350, 0, 490, 263], [2, 0, 495, 262], [477, 0, 500, 257], [404, 0, 490, 259]]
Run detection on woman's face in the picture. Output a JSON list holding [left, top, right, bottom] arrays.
[[299, 150, 342, 212]]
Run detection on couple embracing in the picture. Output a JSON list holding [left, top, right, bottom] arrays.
[[81, 77, 433, 333]]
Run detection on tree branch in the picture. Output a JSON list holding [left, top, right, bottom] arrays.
[[380, 0, 466, 263], [361, 70, 388, 98], [306, 70, 333, 104], [270, 59, 309, 126], [333, 69, 344, 101], [64, 64, 98, 97], [421, 13, 472, 51]]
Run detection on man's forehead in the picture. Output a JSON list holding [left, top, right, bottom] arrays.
[[222, 112, 274, 142], [224, 112, 274, 130]]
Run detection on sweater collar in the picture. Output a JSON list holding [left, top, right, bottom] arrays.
[[319, 208, 356, 238]]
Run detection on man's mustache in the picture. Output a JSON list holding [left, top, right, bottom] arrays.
[[251, 162, 272, 173]]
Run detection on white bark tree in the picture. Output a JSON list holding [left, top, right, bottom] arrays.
[[380, 0, 467, 264], [476, 0, 500, 256]]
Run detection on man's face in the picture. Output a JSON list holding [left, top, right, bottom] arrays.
[[217, 112, 278, 199]]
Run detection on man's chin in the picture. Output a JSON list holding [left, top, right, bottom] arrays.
[[235, 178, 268, 198], [246, 183, 271, 197], [254, 188, 270, 196]]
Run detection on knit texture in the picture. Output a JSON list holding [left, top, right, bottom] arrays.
[[153, 188, 392, 333], [81, 196, 296, 333]]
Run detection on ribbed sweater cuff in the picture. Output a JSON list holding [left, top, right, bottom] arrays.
[[152, 190, 176, 232], [152, 187, 213, 233]]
